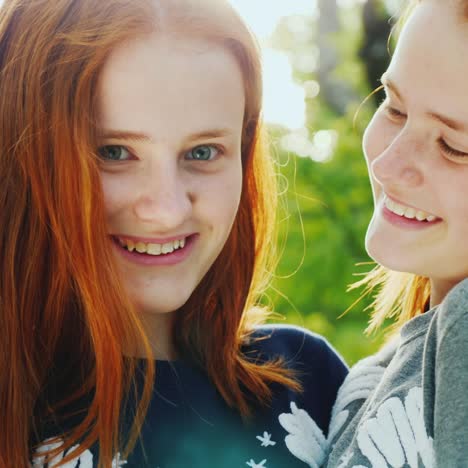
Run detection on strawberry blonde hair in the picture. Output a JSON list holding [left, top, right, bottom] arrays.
[[357, 0, 468, 334], [0, 0, 298, 466]]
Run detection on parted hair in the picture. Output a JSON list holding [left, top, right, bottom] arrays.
[[0, 0, 298, 466]]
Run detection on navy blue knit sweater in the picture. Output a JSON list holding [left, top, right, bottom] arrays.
[[32, 325, 347, 468]]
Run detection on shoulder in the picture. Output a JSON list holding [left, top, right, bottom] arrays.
[[423, 279, 468, 465], [243, 324, 348, 392], [249, 325, 343, 362], [435, 278, 468, 337], [422, 278, 468, 376], [246, 326, 348, 464]]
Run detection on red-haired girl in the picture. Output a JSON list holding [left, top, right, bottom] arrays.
[[324, 0, 468, 466], [0, 0, 347, 466]]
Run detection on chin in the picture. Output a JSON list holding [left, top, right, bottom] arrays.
[[366, 239, 401, 271], [366, 246, 428, 276], [132, 296, 190, 316], [146, 303, 186, 315]]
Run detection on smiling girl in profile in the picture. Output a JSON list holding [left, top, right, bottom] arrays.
[[323, 0, 468, 466], [0, 0, 347, 466]]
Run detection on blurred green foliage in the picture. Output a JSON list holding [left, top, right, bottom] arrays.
[[264, 3, 392, 365]]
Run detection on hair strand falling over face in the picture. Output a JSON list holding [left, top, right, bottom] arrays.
[[0, 0, 299, 466]]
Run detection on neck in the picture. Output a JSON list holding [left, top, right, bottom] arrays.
[[125, 311, 178, 361], [430, 278, 461, 307]]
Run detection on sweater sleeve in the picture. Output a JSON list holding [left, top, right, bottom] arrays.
[[428, 279, 468, 466]]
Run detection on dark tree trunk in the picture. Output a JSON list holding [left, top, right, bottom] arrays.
[[317, 0, 357, 115], [359, 0, 392, 104]]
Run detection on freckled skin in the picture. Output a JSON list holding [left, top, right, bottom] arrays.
[[363, 0, 468, 303], [97, 35, 245, 354]]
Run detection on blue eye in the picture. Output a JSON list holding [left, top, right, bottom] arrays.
[[185, 145, 218, 161], [98, 145, 131, 161]]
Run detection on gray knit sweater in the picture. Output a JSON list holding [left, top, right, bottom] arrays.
[[325, 278, 468, 468]]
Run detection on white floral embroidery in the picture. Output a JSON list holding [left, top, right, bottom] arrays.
[[353, 387, 434, 468], [278, 402, 326, 468], [256, 432, 276, 447], [32, 439, 62, 467], [32, 439, 129, 468], [336, 450, 354, 468], [111, 452, 128, 467], [246, 459, 268, 468], [32, 438, 93, 467], [329, 356, 386, 444], [329, 385, 434, 468]]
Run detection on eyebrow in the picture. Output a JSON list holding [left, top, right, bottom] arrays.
[[98, 128, 234, 143], [381, 73, 468, 133]]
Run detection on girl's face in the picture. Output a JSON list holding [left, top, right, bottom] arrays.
[[97, 35, 245, 319], [364, 0, 468, 299]]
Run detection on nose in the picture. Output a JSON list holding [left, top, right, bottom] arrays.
[[369, 129, 425, 189], [133, 160, 192, 231]]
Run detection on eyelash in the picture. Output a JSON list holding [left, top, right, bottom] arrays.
[[97, 144, 224, 162], [185, 144, 223, 161], [97, 145, 133, 161], [437, 138, 468, 158], [381, 101, 405, 119], [381, 102, 468, 159]]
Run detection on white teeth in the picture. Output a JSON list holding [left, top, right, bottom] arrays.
[[147, 243, 162, 255], [118, 237, 188, 255], [161, 243, 174, 254], [403, 208, 416, 219], [384, 197, 437, 222], [394, 206, 405, 216], [415, 211, 426, 221], [387, 198, 405, 216]]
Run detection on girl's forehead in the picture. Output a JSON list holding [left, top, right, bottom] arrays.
[[387, 1, 468, 118], [104, 34, 229, 70], [97, 34, 246, 143], [400, 0, 468, 56]]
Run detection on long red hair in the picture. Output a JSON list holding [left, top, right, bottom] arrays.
[[0, 0, 298, 466]]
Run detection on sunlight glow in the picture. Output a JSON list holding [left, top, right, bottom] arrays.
[[0, 0, 365, 144], [229, 0, 318, 39], [228, 0, 323, 131], [281, 128, 338, 162], [229, 0, 368, 133], [262, 50, 306, 130], [229, 0, 318, 130]]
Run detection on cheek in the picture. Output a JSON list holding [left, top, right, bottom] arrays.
[[100, 172, 133, 219], [363, 115, 392, 201], [363, 113, 402, 185], [446, 177, 468, 226], [363, 114, 386, 166], [198, 163, 243, 228]]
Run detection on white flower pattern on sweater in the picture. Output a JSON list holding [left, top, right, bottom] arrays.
[[335, 387, 434, 468], [326, 341, 435, 467], [32, 404, 326, 468], [30, 326, 348, 468], [279, 402, 328, 468]]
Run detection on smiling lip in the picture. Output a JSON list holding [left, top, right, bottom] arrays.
[[385, 195, 436, 216], [381, 197, 442, 230], [115, 233, 193, 244], [111, 233, 198, 266]]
